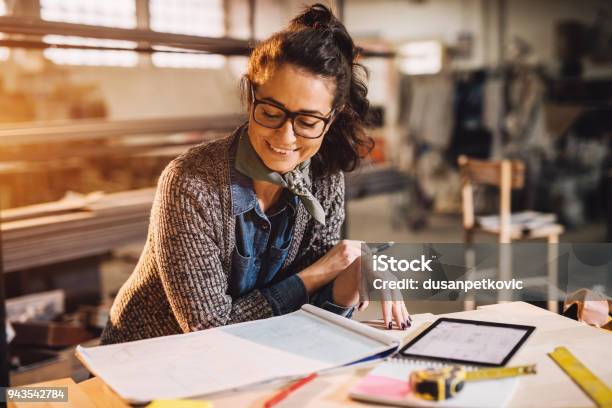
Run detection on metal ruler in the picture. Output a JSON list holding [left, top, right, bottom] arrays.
[[548, 346, 612, 408]]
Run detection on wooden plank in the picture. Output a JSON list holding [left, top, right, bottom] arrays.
[[78, 378, 131, 408], [1, 189, 154, 272], [0, 193, 98, 223], [458, 155, 525, 189]]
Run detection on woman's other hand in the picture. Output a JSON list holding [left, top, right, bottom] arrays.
[[339, 299, 411, 330], [381, 300, 412, 330], [360, 244, 412, 330], [298, 240, 363, 294]]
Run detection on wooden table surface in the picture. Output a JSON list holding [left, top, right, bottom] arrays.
[[9, 302, 612, 408]]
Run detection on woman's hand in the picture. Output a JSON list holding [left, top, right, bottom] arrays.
[[316, 239, 363, 275], [332, 257, 361, 307], [360, 245, 412, 330], [357, 298, 412, 330], [299, 241, 412, 330], [298, 240, 363, 294], [382, 300, 412, 330]]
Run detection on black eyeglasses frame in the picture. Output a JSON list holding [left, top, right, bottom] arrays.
[[250, 85, 335, 139]]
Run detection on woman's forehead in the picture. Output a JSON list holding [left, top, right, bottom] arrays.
[[255, 64, 335, 114]]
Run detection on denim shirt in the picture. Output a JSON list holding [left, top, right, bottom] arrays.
[[229, 153, 354, 318]]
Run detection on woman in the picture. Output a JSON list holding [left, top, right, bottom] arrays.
[[101, 3, 410, 345]]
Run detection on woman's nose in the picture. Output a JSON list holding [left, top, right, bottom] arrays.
[[276, 119, 298, 145]]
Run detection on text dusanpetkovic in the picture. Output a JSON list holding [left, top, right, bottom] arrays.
[[370, 255, 524, 292], [372, 278, 524, 292]]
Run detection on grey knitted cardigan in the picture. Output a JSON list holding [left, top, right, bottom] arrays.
[[100, 129, 345, 345]]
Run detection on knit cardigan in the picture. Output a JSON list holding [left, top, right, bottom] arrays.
[[100, 129, 345, 344]]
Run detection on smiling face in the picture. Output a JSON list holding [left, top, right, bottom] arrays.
[[247, 64, 335, 174]]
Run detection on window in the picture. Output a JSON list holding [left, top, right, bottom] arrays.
[[40, 0, 138, 66], [397, 41, 444, 75], [150, 0, 225, 69]]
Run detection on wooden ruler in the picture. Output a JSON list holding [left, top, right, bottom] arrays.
[[465, 364, 536, 381], [548, 346, 612, 408]]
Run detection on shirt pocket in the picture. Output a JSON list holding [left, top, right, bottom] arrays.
[[265, 237, 293, 285], [268, 244, 290, 264], [229, 247, 257, 297]]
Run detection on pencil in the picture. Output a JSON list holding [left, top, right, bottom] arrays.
[[371, 241, 394, 254], [263, 373, 318, 408]]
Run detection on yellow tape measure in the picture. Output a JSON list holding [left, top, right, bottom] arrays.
[[548, 346, 612, 408], [410, 364, 536, 401]]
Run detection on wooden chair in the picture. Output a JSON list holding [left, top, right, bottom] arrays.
[[458, 155, 564, 312]]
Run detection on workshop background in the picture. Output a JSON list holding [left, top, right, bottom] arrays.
[[0, 0, 610, 386]]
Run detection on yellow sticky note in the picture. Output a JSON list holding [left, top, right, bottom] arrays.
[[146, 400, 212, 408]]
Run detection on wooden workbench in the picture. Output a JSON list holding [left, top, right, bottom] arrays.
[[9, 302, 612, 407]]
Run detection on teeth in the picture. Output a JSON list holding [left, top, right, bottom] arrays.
[[269, 144, 294, 154]]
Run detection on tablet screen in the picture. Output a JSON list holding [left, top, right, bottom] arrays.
[[399, 318, 535, 366]]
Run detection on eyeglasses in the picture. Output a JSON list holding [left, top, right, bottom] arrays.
[[250, 85, 335, 139]]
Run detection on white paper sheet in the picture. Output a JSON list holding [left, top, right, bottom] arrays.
[[77, 306, 398, 403]]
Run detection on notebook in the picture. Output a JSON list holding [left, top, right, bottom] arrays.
[[349, 357, 519, 407], [76, 304, 399, 403]]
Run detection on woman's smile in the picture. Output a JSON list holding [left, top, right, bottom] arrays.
[[266, 140, 300, 156]]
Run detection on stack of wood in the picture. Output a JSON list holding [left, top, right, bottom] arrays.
[[2, 189, 155, 272]]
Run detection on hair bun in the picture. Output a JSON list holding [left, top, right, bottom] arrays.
[[291, 3, 334, 30], [290, 3, 355, 61]]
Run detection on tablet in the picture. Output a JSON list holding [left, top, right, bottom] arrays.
[[398, 318, 535, 366]]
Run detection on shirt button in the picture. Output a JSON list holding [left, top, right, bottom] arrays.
[[261, 223, 269, 231]]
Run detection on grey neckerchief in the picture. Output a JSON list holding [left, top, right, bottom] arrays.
[[235, 129, 326, 226]]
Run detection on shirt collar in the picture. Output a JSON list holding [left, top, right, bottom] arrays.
[[229, 126, 258, 216], [231, 165, 259, 216]]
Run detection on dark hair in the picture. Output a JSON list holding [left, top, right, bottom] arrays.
[[243, 3, 374, 176]]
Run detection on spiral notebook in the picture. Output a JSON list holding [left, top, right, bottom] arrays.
[[349, 357, 519, 407]]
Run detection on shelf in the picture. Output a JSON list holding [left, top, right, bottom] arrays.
[[0, 114, 245, 146], [0, 16, 251, 55], [0, 16, 394, 58]]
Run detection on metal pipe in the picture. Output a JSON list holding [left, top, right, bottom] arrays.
[[0, 114, 246, 146], [0, 39, 228, 54], [248, 0, 256, 41], [0, 16, 251, 55], [0, 16, 393, 59]]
